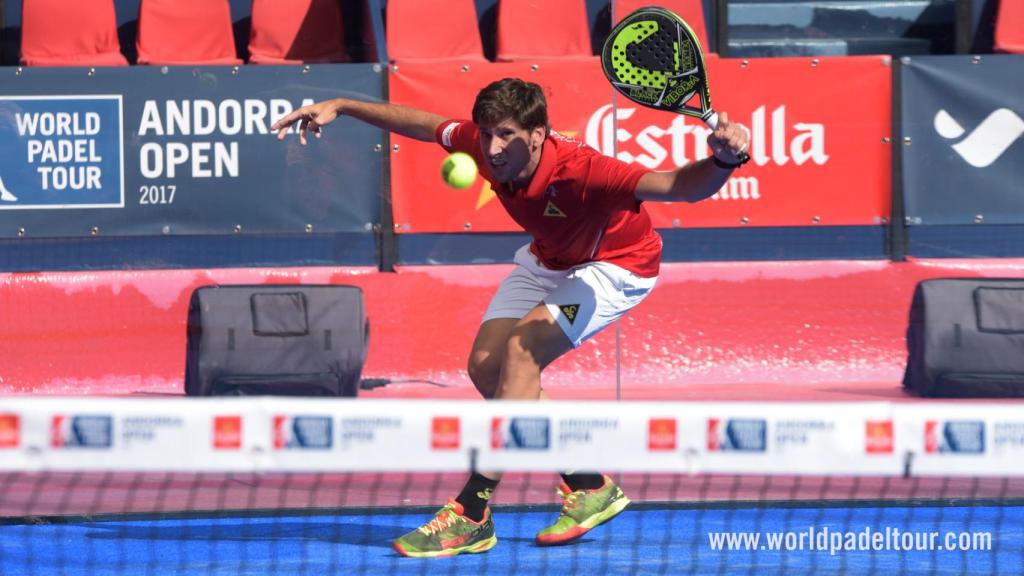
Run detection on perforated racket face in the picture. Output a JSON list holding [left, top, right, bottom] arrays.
[[601, 8, 711, 121]]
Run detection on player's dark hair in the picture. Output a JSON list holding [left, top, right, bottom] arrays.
[[472, 78, 549, 135]]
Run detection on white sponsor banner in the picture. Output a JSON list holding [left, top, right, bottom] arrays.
[[894, 404, 1024, 476], [675, 402, 898, 476], [479, 401, 670, 473], [5, 397, 259, 471], [0, 398, 1020, 476]]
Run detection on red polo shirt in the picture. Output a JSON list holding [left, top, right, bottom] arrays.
[[437, 120, 662, 278]]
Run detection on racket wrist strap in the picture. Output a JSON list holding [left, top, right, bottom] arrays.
[[712, 155, 747, 170]]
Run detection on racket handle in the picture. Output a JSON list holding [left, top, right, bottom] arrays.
[[704, 111, 750, 165]]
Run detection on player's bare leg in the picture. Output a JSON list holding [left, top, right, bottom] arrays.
[[467, 318, 516, 399], [395, 304, 591, 557], [462, 308, 568, 491], [469, 317, 554, 400], [490, 304, 627, 545], [495, 304, 572, 400]]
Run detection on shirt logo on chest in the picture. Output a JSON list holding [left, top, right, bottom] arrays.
[[544, 200, 566, 218]]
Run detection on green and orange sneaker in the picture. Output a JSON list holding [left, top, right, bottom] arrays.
[[392, 499, 498, 558], [535, 475, 630, 546]]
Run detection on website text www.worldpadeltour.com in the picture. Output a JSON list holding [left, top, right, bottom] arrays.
[[708, 526, 992, 555]]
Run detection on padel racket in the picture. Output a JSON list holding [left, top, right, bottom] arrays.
[[601, 6, 748, 163]]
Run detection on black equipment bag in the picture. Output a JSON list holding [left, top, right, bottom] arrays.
[[185, 285, 368, 397], [903, 278, 1024, 397]]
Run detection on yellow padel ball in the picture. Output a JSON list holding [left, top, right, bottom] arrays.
[[441, 152, 478, 189]]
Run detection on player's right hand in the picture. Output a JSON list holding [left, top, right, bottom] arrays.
[[708, 111, 749, 164], [272, 99, 341, 145]]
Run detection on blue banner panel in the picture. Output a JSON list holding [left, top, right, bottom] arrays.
[[901, 55, 1024, 225], [0, 96, 123, 208], [0, 65, 384, 238]]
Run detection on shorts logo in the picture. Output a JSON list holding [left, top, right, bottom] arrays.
[[0, 414, 20, 448], [865, 420, 894, 454], [648, 418, 676, 451], [213, 416, 243, 450], [707, 418, 767, 452], [559, 304, 580, 324], [491, 417, 550, 450], [544, 200, 566, 218], [431, 417, 460, 450]]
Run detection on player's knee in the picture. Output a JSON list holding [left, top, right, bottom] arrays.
[[502, 333, 540, 374], [467, 354, 500, 399]]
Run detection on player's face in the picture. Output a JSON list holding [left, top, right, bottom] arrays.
[[479, 118, 545, 185]]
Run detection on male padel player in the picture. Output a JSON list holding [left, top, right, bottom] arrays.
[[273, 78, 748, 557]]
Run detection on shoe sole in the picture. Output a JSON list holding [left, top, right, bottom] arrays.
[[393, 535, 498, 558], [535, 495, 631, 546]]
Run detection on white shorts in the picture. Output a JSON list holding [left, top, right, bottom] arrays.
[[482, 244, 658, 348]]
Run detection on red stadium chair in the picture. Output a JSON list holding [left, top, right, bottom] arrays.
[[20, 0, 128, 66], [386, 0, 486, 62], [248, 0, 349, 64], [136, 0, 243, 65], [495, 0, 592, 62], [613, 0, 710, 53], [994, 0, 1024, 54]]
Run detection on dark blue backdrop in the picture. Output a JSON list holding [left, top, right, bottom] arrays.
[[0, 65, 385, 238]]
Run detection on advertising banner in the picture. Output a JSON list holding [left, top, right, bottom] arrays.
[[901, 55, 1024, 225], [0, 65, 385, 238], [15, 398, 1024, 477], [896, 404, 1024, 477], [388, 56, 891, 233]]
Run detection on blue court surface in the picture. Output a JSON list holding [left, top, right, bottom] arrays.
[[2, 503, 1021, 575]]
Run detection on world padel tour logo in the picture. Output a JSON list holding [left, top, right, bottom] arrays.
[[648, 418, 677, 451], [51, 415, 113, 448], [0, 414, 19, 448], [707, 418, 767, 452], [431, 417, 460, 450], [213, 416, 242, 450], [925, 420, 985, 454], [0, 96, 124, 209], [865, 420, 894, 454], [934, 108, 1023, 168], [273, 415, 332, 450], [491, 417, 550, 450]]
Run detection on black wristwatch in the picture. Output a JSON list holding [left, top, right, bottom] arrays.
[[712, 155, 748, 170]]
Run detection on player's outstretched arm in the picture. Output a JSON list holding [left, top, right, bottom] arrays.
[[634, 111, 749, 203], [272, 97, 448, 145]]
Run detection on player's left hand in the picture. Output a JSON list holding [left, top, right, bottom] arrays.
[[272, 99, 340, 145], [708, 112, 749, 164]]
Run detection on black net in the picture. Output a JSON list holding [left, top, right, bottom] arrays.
[[2, 469, 1022, 575]]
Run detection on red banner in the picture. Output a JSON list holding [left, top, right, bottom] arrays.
[[388, 56, 892, 232]]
